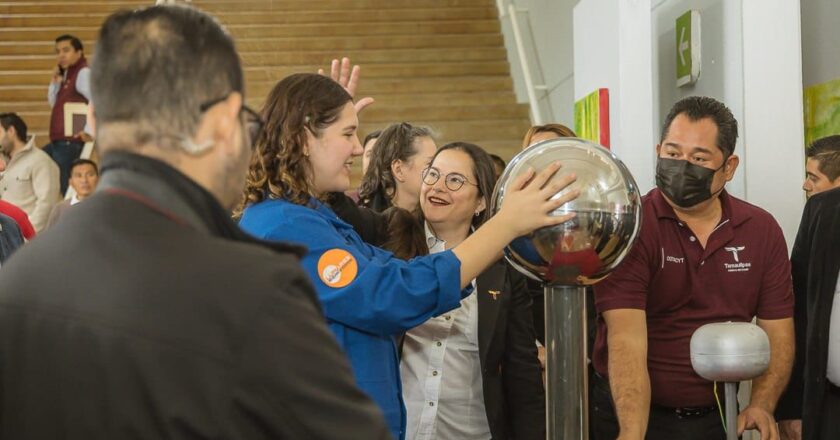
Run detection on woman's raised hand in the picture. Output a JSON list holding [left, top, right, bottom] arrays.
[[318, 57, 375, 114]]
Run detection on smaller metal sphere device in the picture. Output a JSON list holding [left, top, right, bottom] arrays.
[[492, 138, 642, 439], [690, 322, 770, 440]]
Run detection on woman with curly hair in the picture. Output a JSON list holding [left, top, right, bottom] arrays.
[[238, 73, 577, 440]]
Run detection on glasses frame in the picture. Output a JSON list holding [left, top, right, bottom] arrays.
[[422, 166, 479, 192]]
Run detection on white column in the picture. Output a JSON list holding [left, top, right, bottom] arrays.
[[574, 0, 656, 192], [741, 0, 805, 248]]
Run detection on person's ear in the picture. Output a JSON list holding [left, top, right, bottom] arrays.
[[199, 92, 241, 157], [475, 197, 487, 216], [723, 154, 740, 181], [303, 127, 318, 157], [392, 159, 405, 182]]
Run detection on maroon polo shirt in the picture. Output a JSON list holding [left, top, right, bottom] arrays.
[[592, 188, 793, 408]]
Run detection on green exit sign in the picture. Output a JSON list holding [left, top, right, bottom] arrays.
[[676, 10, 701, 87]]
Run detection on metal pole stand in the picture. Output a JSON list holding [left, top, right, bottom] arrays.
[[544, 285, 589, 440], [725, 382, 738, 440]]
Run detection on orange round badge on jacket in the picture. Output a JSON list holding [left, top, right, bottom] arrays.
[[317, 249, 358, 288]]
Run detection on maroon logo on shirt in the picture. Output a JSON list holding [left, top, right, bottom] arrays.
[[724, 246, 751, 272]]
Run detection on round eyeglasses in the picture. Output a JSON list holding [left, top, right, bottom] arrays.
[[422, 167, 479, 191]]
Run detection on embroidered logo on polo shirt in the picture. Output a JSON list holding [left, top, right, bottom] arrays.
[[724, 246, 751, 272]]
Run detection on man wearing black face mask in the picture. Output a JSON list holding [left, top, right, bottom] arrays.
[[589, 96, 794, 440]]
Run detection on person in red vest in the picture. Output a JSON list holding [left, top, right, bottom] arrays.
[[45, 34, 90, 196]]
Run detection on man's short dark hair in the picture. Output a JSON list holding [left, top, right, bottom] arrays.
[[661, 96, 739, 158], [91, 5, 243, 153], [55, 34, 83, 52], [0, 112, 28, 142], [806, 135, 840, 181], [70, 158, 99, 176]]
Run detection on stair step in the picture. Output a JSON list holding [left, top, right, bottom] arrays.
[[363, 119, 530, 141], [13, 102, 528, 131], [0, 70, 515, 94], [350, 104, 530, 123], [243, 48, 507, 66], [2, 92, 520, 116], [0, 0, 493, 13], [0, 19, 500, 41], [0, 33, 504, 56], [0, 47, 508, 70], [248, 61, 510, 80], [0, 7, 497, 27], [0, 2, 146, 14], [0, 60, 511, 79]]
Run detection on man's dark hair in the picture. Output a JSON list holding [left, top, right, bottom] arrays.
[[91, 5, 243, 153], [806, 135, 840, 181], [0, 112, 28, 142], [661, 96, 738, 158], [55, 34, 83, 52], [70, 158, 99, 176]]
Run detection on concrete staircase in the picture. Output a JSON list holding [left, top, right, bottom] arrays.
[[0, 0, 531, 171]]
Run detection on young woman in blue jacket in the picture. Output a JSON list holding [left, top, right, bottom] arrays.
[[238, 73, 577, 439]]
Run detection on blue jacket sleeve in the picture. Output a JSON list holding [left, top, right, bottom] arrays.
[[254, 207, 464, 336]]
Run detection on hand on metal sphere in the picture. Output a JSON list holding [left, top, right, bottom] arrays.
[[494, 160, 580, 237]]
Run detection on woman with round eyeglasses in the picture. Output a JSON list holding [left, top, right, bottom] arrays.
[[401, 142, 545, 440], [238, 73, 576, 439]]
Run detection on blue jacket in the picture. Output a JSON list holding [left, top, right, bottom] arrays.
[[240, 198, 464, 439]]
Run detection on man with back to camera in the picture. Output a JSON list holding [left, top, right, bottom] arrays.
[[590, 96, 794, 440], [46, 34, 91, 196], [0, 5, 391, 439], [776, 135, 840, 440], [0, 112, 60, 232]]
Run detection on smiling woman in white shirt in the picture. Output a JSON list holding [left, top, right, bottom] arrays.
[[401, 142, 545, 440]]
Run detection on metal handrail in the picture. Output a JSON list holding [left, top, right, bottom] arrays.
[[496, 0, 545, 125]]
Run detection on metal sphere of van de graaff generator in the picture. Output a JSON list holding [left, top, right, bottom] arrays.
[[492, 138, 643, 286]]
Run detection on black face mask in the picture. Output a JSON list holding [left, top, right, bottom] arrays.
[[655, 158, 725, 208]]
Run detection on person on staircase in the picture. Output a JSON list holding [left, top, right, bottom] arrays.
[[45, 34, 91, 196]]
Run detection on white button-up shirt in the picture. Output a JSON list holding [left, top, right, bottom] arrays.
[[400, 225, 491, 440], [825, 269, 840, 386]]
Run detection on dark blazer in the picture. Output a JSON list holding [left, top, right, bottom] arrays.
[[776, 187, 840, 440], [328, 191, 389, 246], [0, 155, 391, 439], [476, 260, 546, 440]]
